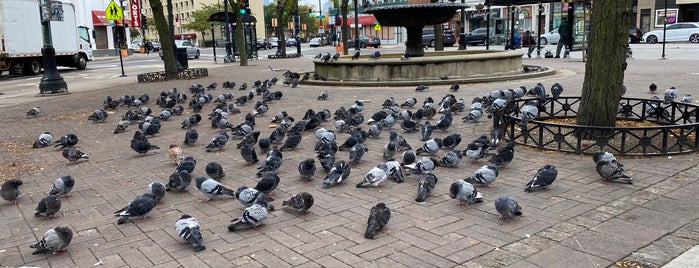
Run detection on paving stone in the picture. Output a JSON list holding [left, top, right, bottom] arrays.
[[526, 245, 610, 267]]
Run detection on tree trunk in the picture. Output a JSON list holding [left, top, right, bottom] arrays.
[[149, 0, 178, 79], [433, 24, 444, 51], [576, 0, 631, 132], [233, 0, 248, 66], [341, 0, 349, 55]]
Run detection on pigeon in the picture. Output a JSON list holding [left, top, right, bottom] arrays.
[[166, 170, 192, 192], [385, 159, 405, 183], [519, 101, 539, 130], [30, 226, 73, 255], [420, 121, 433, 141], [298, 158, 316, 182], [415, 85, 429, 92], [495, 195, 522, 221], [400, 150, 416, 165], [383, 140, 397, 160], [130, 136, 160, 154], [349, 143, 369, 165], [282, 192, 314, 215], [255, 172, 280, 196], [351, 50, 361, 60], [114, 193, 157, 224], [147, 181, 166, 203], [352, 100, 365, 113], [400, 97, 417, 108], [181, 114, 202, 128], [449, 180, 482, 207], [415, 173, 437, 202], [54, 134, 78, 149], [1, 179, 22, 204], [489, 142, 515, 168], [550, 83, 564, 100], [258, 137, 271, 152], [240, 143, 259, 165], [205, 131, 229, 152], [280, 132, 302, 151], [491, 125, 504, 146], [318, 90, 329, 100], [168, 144, 184, 165], [49, 176, 74, 198], [370, 51, 381, 59], [207, 82, 218, 90], [592, 151, 633, 184], [681, 94, 692, 103], [195, 177, 235, 202], [87, 109, 108, 123], [175, 214, 206, 251], [235, 186, 274, 208], [664, 87, 679, 104], [34, 194, 61, 218], [323, 160, 351, 187], [437, 150, 463, 167], [356, 163, 389, 188], [464, 164, 499, 187], [442, 133, 462, 149], [404, 157, 437, 175], [228, 202, 269, 231], [205, 162, 225, 180], [649, 83, 657, 94], [33, 132, 53, 148], [450, 83, 460, 92], [62, 147, 89, 163], [27, 107, 42, 116], [256, 153, 282, 177], [182, 129, 199, 146], [416, 138, 442, 155], [113, 120, 130, 134], [524, 164, 558, 192], [331, 52, 341, 61], [269, 126, 286, 145], [364, 203, 391, 239], [463, 135, 490, 163]]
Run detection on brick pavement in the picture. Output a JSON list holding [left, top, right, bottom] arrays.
[[0, 52, 698, 267]]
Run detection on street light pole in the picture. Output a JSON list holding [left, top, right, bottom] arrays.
[[661, 0, 668, 59], [119, 0, 127, 77], [354, 0, 359, 52], [319, 0, 323, 45], [38, 0, 67, 94], [458, 0, 466, 50], [224, 0, 234, 62], [536, 2, 542, 58]]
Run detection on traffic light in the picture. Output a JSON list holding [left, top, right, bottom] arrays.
[[240, 0, 250, 15], [309, 9, 313, 17], [335, 16, 341, 25], [141, 15, 147, 28]]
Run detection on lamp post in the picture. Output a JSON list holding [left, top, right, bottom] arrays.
[[38, 0, 67, 94], [536, 2, 542, 58], [318, 0, 323, 45], [353, 0, 359, 52], [485, 3, 490, 50], [119, 0, 126, 77], [458, 0, 466, 50], [661, 0, 668, 59], [295, 2, 301, 55], [224, 0, 234, 62]]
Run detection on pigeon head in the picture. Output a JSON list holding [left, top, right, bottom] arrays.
[[179, 214, 192, 220]]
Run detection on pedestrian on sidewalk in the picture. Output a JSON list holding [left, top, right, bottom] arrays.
[[523, 30, 536, 58], [555, 18, 568, 58], [144, 41, 152, 55]]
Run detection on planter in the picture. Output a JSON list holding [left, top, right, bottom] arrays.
[[140, 47, 145, 54], [120, 48, 128, 57]]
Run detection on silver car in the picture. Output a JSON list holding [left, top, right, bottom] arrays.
[[159, 40, 200, 59], [538, 29, 560, 45]]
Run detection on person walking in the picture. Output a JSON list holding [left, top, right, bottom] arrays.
[[144, 41, 152, 55], [523, 30, 536, 58], [555, 18, 568, 58]]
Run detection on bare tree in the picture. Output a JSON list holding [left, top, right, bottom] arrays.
[[148, 0, 177, 79]]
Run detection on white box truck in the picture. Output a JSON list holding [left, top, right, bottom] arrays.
[[0, 0, 93, 76]]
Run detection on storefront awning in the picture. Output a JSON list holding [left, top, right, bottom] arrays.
[[339, 15, 377, 26], [92, 10, 132, 26], [174, 33, 197, 39]]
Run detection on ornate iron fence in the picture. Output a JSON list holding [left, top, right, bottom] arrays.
[[500, 97, 699, 156]]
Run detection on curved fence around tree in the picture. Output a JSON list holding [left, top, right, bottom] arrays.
[[500, 97, 699, 156]]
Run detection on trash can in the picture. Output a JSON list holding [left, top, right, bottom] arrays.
[[176, 47, 189, 70]]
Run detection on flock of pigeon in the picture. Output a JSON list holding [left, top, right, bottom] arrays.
[[3, 72, 657, 257]]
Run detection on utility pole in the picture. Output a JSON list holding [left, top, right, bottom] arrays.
[[38, 0, 67, 94]]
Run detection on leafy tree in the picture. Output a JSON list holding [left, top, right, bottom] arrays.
[[576, 0, 631, 131], [182, 4, 220, 47], [130, 28, 141, 40], [148, 0, 178, 79]]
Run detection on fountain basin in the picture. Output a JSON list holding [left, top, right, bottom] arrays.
[[307, 50, 554, 86]]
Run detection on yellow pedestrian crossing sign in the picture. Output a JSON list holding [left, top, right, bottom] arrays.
[[374, 24, 381, 31], [105, 0, 123, 21]]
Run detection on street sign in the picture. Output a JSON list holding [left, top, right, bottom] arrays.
[[374, 24, 381, 31], [105, 0, 123, 21], [130, 0, 141, 28]]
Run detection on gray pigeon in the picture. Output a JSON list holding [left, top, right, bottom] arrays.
[[34, 194, 62, 218], [30, 226, 73, 255], [351, 50, 361, 60], [437, 150, 463, 167], [228, 202, 269, 231], [255, 172, 280, 196], [370, 51, 381, 59], [280, 132, 302, 151], [519, 101, 539, 130], [175, 214, 206, 251], [282, 192, 314, 215], [464, 164, 499, 187], [416, 138, 442, 155], [592, 151, 633, 184], [241, 143, 259, 165], [87, 109, 108, 123], [2, 179, 23, 204], [205, 162, 225, 180], [404, 156, 437, 175], [420, 121, 433, 141], [195, 177, 235, 202], [318, 90, 329, 100], [550, 83, 564, 100], [147, 181, 166, 203], [415, 85, 429, 91], [400, 150, 416, 165], [356, 163, 389, 188], [463, 135, 490, 163], [256, 154, 282, 177], [681, 94, 692, 103], [489, 142, 515, 168], [298, 158, 316, 182], [495, 195, 522, 221], [205, 131, 229, 152], [323, 160, 351, 187], [524, 164, 558, 192], [462, 107, 483, 122], [235, 186, 274, 208], [49, 176, 75, 198], [114, 193, 157, 224], [33, 132, 53, 148], [130, 136, 160, 154], [62, 147, 89, 163], [54, 134, 78, 149], [349, 143, 369, 165], [442, 134, 462, 149], [664, 87, 679, 104], [385, 159, 405, 183], [183, 128, 199, 146], [27, 107, 42, 116], [113, 120, 130, 134], [383, 140, 397, 160], [364, 203, 391, 239], [449, 180, 483, 207], [166, 170, 192, 192], [415, 173, 437, 202]]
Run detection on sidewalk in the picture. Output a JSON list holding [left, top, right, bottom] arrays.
[[0, 52, 697, 267]]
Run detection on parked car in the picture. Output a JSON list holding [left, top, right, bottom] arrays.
[[269, 37, 279, 48], [309, 37, 327, 47], [422, 27, 457, 47], [286, 38, 298, 47], [257, 38, 272, 50], [538, 29, 560, 45], [347, 35, 381, 48], [629, 26, 643, 43], [462, 27, 495, 46], [159, 40, 200, 59], [643, 22, 699, 43], [150, 41, 162, 52]]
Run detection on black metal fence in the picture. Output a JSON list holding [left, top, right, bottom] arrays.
[[500, 97, 699, 156]]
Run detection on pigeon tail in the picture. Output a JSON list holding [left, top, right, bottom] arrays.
[[188, 229, 206, 251], [117, 216, 130, 225]]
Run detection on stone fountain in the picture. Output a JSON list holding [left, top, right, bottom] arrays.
[[307, 1, 552, 86]]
